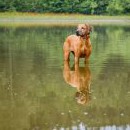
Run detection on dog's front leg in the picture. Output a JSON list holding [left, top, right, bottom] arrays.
[[74, 50, 80, 64], [74, 51, 80, 64], [85, 51, 91, 64], [74, 56, 79, 64]]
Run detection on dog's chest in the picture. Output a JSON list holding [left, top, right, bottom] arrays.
[[80, 40, 87, 54]]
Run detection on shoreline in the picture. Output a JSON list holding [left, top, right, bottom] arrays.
[[0, 19, 130, 26], [0, 13, 130, 26]]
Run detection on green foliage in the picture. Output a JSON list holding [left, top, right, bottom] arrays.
[[122, 0, 130, 14], [107, 0, 124, 15], [0, 0, 130, 15]]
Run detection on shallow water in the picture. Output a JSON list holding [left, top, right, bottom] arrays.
[[0, 25, 130, 130]]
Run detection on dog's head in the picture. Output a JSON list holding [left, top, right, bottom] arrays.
[[76, 24, 92, 37], [75, 90, 90, 105]]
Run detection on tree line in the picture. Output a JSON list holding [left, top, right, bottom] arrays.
[[0, 0, 130, 15]]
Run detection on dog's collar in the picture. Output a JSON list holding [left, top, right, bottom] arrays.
[[86, 35, 90, 39], [81, 35, 90, 40]]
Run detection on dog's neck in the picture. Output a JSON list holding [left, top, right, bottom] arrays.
[[80, 35, 90, 40], [80, 35, 91, 47]]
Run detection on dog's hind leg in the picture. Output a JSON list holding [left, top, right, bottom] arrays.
[[64, 51, 70, 61]]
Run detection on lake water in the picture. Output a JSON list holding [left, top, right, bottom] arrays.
[[0, 24, 130, 130]]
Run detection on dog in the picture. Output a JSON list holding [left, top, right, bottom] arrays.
[[63, 24, 92, 64], [63, 62, 91, 105]]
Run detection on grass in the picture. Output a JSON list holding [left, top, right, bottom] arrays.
[[0, 12, 130, 26], [0, 12, 130, 19]]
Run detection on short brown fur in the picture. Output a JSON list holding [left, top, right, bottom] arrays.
[[63, 24, 92, 64]]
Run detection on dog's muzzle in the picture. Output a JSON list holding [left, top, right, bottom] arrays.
[[76, 30, 83, 36], [76, 30, 80, 36], [76, 31, 85, 37], [76, 30, 90, 37]]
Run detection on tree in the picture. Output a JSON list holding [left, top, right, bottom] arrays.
[[107, 0, 124, 15], [0, 0, 129, 14]]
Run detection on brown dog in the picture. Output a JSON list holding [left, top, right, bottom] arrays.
[[63, 62, 91, 105], [63, 24, 92, 64]]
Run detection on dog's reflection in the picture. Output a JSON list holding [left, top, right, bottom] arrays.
[[63, 61, 91, 105]]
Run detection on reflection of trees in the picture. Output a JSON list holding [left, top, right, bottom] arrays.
[[98, 55, 130, 98], [93, 55, 130, 124], [92, 25, 130, 59]]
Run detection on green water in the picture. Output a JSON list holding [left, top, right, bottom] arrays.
[[0, 25, 130, 130]]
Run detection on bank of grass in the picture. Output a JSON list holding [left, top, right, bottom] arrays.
[[0, 12, 130, 26], [1, 12, 130, 19]]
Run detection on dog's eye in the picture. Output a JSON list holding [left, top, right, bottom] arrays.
[[82, 27, 85, 30]]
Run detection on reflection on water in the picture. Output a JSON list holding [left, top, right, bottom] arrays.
[[63, 62, 91, 105], [0, 25, 130, 130]]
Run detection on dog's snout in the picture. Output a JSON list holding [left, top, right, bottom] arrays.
[[76, 30, 79, 36]]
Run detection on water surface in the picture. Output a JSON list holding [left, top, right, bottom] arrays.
[[0, 24, 130, 130]]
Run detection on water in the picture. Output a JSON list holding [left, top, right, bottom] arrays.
[[0, 24, 130, 130]]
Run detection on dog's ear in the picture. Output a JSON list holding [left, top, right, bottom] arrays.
[[85, 24, 92, 33], [89, 25, 93, 33]]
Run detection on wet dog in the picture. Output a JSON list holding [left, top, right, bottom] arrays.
[[63, 24, 92, 64]]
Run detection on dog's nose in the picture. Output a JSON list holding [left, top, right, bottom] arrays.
[[76, 30, 79, 36]]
